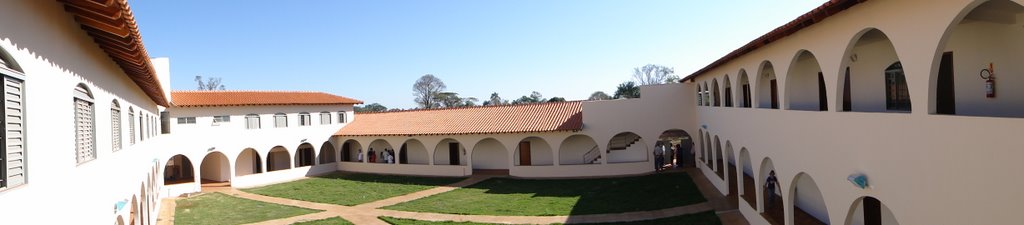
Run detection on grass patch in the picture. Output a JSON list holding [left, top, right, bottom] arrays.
[[292, 217, 354, 225], [174, 192, 319, 225], [378, 211, 721, 224], [385, 172, 705, 216], [244, 172, 465, 206]]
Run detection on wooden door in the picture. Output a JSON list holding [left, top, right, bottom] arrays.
[[449, 143, 460, 165], [399, 144, 408, 164], [818, 72, 828, 111], [937, 52, 956, 114], [864, 197, 882, 225], [519, 141, 531, 166]]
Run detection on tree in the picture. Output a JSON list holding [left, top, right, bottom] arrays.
[[614, 81, 640, 99], [547, 97, 566, 102], [355, 103, 388, 112], [195, 75, 225, 90], [483, 92, 507, 106], [588, 91, 611, 100], [462, 97, 479, 107], [412, 74, 446, 109], [512, 91, 545, 104], [632, 64, 676, 85]]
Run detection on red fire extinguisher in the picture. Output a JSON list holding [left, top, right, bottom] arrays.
[[981, 63, 996, 98]]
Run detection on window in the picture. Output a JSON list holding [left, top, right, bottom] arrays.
[[338, 111, 347, 123], [884, 62, 911, 111], [245, 114, 260, 129], [111, 100, 121, 151], [213, 115, 230, 123], [298, 112, 311, 126], [139, 114, 144, 141], [2, 64, 26, 189], [176, 117, 196, 124], [160, 111, 170, 134], [128, 108, 135, 145], [74, 84, 96, 164], [274, 113, 288, 128], [320, 112, 331, 125]]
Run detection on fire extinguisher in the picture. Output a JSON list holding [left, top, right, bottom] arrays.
[[980, 63, 996, 98]]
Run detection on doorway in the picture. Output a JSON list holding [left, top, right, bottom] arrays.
[[519, 141, 532, 166], [937, 52, 956, 115], [449, 142, 460, 165]]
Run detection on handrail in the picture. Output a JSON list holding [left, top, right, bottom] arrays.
[[583, 145, 600, 164]]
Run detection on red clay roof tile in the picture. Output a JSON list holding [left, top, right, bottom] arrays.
[[335, 101, 583, 136], [171, 90, 362, 107]]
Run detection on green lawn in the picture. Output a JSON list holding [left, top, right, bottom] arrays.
[[378, 211, 721, 225], [385, 172, 706, 216], [244, 172, 465, 206], [292, 217, 354, 225], [174, 192, 320, 225]]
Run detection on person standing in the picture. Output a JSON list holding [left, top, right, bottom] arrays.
[[674, 143, 683, 168], [765, 170, 780, 208], [653, 143, 665, 172], [357, 149, 364, 162], [664, 143, 674, 168]]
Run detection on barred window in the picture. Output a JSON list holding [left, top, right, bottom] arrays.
[[338, 111, 347, 123], [74, 84, 96, 164], [111, 100, 121, 151], [319, 112, 331, 125], [298, 112, 311, 126], [213, 115, 230, 123], [176, 117, 196, 124]]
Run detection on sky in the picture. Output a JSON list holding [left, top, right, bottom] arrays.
[[129, 0, 827, 109]]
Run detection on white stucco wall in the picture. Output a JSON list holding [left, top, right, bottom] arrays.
[[168, 104, 353, 134]]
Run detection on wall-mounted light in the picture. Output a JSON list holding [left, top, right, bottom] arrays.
[[301, 138, 308, 143], [847, 173, 868, 189], [849, 53, 858, 63], [207, 147, 216, 152]]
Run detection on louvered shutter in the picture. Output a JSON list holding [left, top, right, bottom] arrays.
[[75, 98, 95, 163], [4, 77, 24, 187], [246, 115, 259, 129], [111, 105, 121, 151], [128, 110, 135, 145], [275, 115, 286, 127]]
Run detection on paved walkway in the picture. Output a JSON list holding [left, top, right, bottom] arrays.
[[157, 169, 749, 225]]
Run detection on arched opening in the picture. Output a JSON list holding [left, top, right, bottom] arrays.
[[368, 139, 395, 164], [786, 50, 828, 111], [294, 143, 316, 167], [340, 140, 362, 162], [659, 129, 694, 168], [559, 134, 601, 165], [758, 61, 780, 109], [712, 78, 721, 106], [760, 158, 783, 224], [703, 82, 711, 106], [841, 28, 909, 113], [739, 69, 753, 108], [200, 152, 231, 187], [130, 196, 138, 225], [73, 83, 96, 164], [725, 142, 738, 206], [471, 138, 509, 172], [714, 136, 724, 179], [739, 148, 756, 208], [514, 137, 553, 166], [845, 196, 899, 225], [703, 131, 713, 167], [399, 139, 429, 165], [697, 85, 704, 106], [116, 216, 124, 225], [434, 138, 466, 166], [318, 141, 337, 164], [235, 148, 262, 176], [267, 146, 291, 171], [724, 75, 734, 107], [790, 173, 830, 225], [163, 154, 194, 185], [696, 131, 704, 163], [934, 0, 1024, 117], [140, 184, 148, 225], [606, 132, 648, 164]]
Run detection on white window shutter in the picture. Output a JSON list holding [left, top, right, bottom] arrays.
[[5, 77, 24, 186]]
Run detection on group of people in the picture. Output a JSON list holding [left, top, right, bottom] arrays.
[[355, 148, 397, 164], [653, 140, 693, 172]]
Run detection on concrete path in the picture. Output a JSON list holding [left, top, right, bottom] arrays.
[[160, 170, 748, 225]]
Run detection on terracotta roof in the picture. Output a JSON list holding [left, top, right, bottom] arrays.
[[335, 101, 583, 136], [683, 0, 866, 81], [171, 90, 363, 107], [58, 0, 169, 106]]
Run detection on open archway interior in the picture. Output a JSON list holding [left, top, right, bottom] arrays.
[[295, 143, 316, 167], [843, 29, 906, 113], [703, 82, 711, 106], [130, 196, 138, 225], [163, 155, 194, 184], [791, 173, 830, 225], [560, 134, 600, 165], [235, 148, 262, 176], [787, 51, 827, 111], [725, 145, 738, 202], [658, 129, 693, 167], [400, 139, 429, 165], [938, 0, 1024, 117], [607, 132, 648, 163], [341, 140, 362, 162], [200, 152, 231, 182], [368, 139, 395, 163], [759, 158, 783, 223], [758, 62, 780, 109], [433, 139, 466, 166], [267, 146, 291, 171], [514, 137, 553, 166], [846, 196, 899, 225], [471, 138, 508, 170], [724, 75, 734, 107], [714, 137, 724, 179], [319, 142, 336, 164], [712, 79, 721, 106], [739, 70, 752, 108], [703, 132, 713, 166], [739, 148, 756, 208]]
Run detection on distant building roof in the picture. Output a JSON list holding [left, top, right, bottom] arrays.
[[171, 90, 363, 107], [58, 0, 169, 106], [335, 101, 583, 136]]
